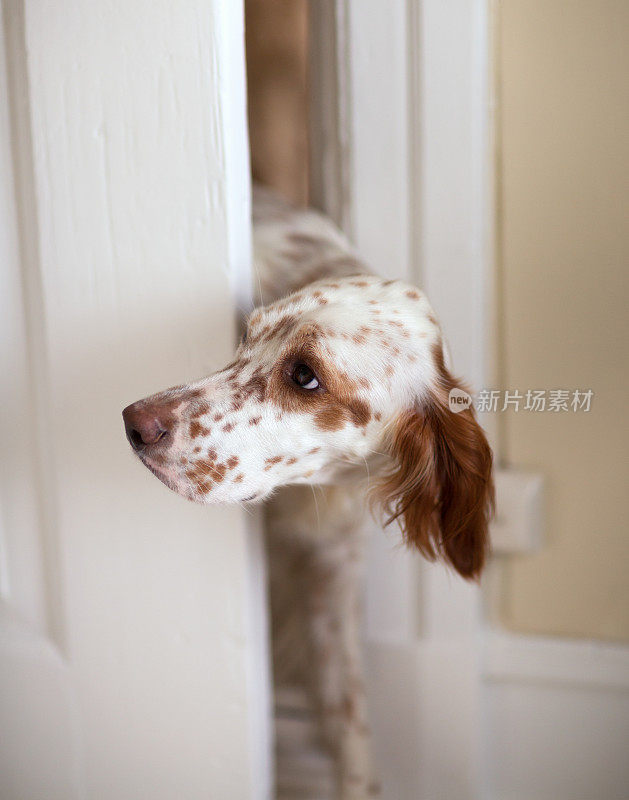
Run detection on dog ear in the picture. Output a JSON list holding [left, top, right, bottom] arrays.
[[374, 345, 494, 580]]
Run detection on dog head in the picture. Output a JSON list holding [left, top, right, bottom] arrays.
[[123, 276, 493, 578]]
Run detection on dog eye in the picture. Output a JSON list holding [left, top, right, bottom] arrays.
[[291, 363, 319, 390]]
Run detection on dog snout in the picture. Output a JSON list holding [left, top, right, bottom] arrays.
[[122, 402, 171, 452]]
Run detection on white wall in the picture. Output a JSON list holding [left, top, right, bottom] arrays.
[[483, 633, 629, 800]]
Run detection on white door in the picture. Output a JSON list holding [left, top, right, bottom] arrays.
[[0, 2, 271, 799], [308, 2, 491, 796], [310, 3, 629, 800]]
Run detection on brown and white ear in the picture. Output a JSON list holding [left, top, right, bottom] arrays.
[[374, 346, 494, 580]]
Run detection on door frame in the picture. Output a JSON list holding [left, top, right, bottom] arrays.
[[309, 1, 494, 796]]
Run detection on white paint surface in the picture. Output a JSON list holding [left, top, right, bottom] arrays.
[[484, 634, 629, 800], [1, 1, 270, 798], [366, 634, 629, 800], [418, 0, 493, 395], [312, 1, 491, 797], [346, 0, 411, 280]]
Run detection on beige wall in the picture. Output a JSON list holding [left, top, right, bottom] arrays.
[[495, 0, 629, 641]]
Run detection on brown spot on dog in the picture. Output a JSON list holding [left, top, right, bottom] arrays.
[[190, 402, 211, 418], [308, 447, 321, 454], [249, 416, 262, 426], [213, 463, 227, 483], [347, 398, 371, 426], [222, 422, 235, 433], [241, 370, 267, 403], [264, 455, 283, 466], [233, 473, 244, 483], [249, 323, 271, 345], [186, 467, 205, 483], [385, 365, 394, 376], [315, 406, 346, 431], [226, 456, 239, 470], [374, 412, 382, 421], [405, 289, 420, 300], [358, 377, 371, 389], [213, 413, 224, 423], [191, 460, 226, 483], [285, 457, 298, 465], [266, 314, 298, 341], [189, 421, 211, 439]]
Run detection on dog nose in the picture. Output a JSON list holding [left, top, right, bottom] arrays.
[[122, 402, 170, 452]]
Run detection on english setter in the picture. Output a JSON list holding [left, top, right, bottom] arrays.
[[123, 186, 494, 799]]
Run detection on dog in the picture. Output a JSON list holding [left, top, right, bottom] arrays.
[[122, 186, 494, 799]]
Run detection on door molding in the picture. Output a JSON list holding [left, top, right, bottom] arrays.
[[309, 2, 494, 797]]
